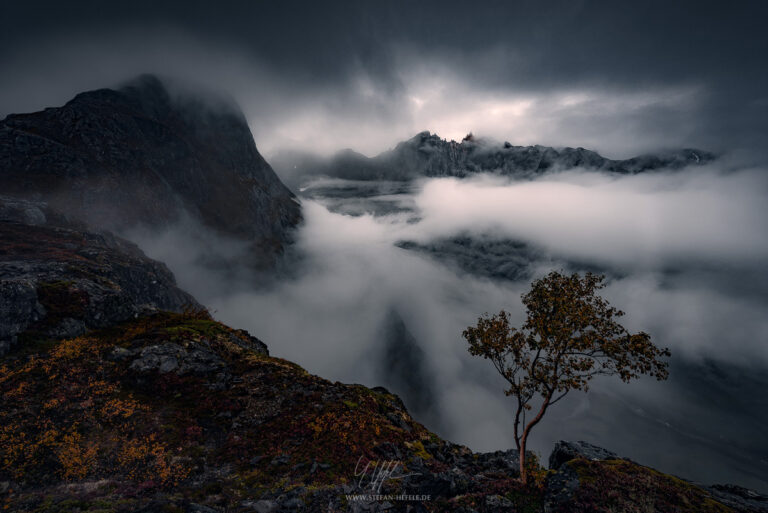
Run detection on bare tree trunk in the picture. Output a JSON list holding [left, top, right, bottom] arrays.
[[518, 396, 551, 485], [513, 400, 523, 452], [519, 433, 529, 484]]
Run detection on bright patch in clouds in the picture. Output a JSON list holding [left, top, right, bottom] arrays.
[[255, 65, 703, 158]]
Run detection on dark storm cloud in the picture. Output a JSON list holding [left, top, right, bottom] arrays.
[[1, 0, 766, 157], [2, 0, 768, 492]]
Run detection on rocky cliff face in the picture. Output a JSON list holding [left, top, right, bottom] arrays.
[[0, 75, 301, 269], [378, 310, 436, 419], [273, 131, 715, 185], [0, 196, 198, 355]]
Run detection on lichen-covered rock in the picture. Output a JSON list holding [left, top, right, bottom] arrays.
[[242, 499, 277, 512], [543, 462, 580, 512], [0, 197, 199, 355], [542, 443, 767, 512], [227, 329, 269, 356], [485, 494, 514, 511], [548, 440, 620, 470], [129, 341, 226, 377], [0, 279, 42, 354], [0, 196, 47, 225], [544, 458, 742, 513], [707, 484, 768, 512]]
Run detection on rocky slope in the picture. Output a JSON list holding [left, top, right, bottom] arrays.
[[1, 204, 764, 511], [0, 75, 301, 269], [273, 131, 715, 186], [2, 309, 765, 512], [0, 196, 198, 355]]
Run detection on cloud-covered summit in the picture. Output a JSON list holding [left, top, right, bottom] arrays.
[[1, 1, 766, 161]]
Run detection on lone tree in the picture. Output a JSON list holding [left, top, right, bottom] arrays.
[[463, 271, 670, 484]]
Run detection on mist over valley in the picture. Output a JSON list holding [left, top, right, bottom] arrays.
[[130, 139, 768, 490], [3, 3, 768, 510]]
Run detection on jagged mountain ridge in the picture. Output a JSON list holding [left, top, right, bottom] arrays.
[[0, 74, 301, 269], [273, 131, 715, 185]]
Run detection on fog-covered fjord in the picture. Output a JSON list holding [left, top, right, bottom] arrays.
[[5, 2, 768, 510], [135, 163, 768, 492]]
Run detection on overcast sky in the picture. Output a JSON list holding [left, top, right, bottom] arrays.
[[2, 1, 767, 160], [4, 2, 765, 486]]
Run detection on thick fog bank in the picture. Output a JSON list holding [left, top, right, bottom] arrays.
[[133, 164, 768, 491]]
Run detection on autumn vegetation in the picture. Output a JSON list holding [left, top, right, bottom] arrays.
[[0, 312, 458, 511], [0, 282, 745, 512], [463, 271, 671, 484]]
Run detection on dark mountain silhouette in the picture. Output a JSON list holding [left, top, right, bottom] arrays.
[[0, 74, 301, 269]]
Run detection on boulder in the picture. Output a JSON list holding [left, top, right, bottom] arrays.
[[707, 484, 768, 512], [548, 440, 620, 470], [543, 463, 580, 513], [0, 196, 199, 355]]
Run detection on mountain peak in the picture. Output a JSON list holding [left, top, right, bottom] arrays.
[[120, 72, 165, 92], [0, 75, 301, 270], [272, 132, 716, 184], [118, 73, 172, 109]]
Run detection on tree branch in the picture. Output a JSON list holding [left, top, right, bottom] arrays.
[[548, 389, 570, 406]]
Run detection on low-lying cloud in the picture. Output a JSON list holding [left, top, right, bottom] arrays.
[[5, 0, 768, 492], [131, 161, 768, 490], [410, 165, 768, 268]]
